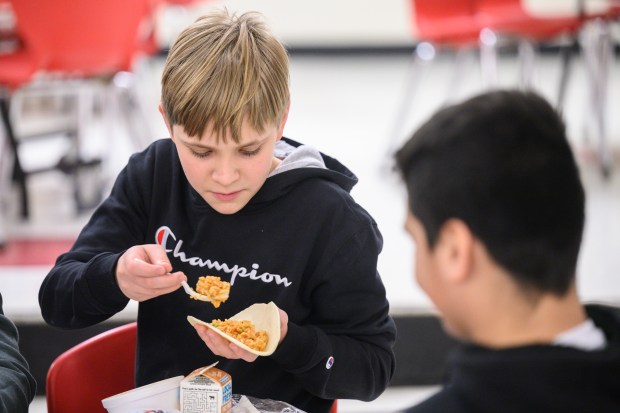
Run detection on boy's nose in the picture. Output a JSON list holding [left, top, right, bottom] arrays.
[[212, 160, 239, 186]]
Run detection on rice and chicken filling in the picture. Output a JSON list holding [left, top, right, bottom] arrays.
[[210, 319, 268, 351]]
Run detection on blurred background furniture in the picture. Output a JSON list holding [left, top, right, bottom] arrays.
[[387, 0, 619, 177], [0, 0, 155, 222], [477, 0, 620, 177], [477, 0, 585, 93], [385, 0, 496, 170], [46, 322, 137, 413]]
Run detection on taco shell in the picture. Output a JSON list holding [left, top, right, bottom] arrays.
[[187, 301, 281, 356]]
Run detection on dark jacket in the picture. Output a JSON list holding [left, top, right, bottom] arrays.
[[39, 137, 396, 413], [402, 304, 620, 413], [0, 293, 37, 413]]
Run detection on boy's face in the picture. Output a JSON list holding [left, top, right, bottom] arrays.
[[405, 211, 440, 308], [162, 107, 288, 215], [404, 210, 462, 338]]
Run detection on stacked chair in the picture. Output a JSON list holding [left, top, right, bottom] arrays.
[[0, 0, 156, 223], [476, 0, 619, 177], [389, 0, 619, 177]]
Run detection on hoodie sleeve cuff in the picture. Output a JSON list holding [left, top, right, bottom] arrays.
[[270, 322, 320, 371], [82, 252, 130, 313]]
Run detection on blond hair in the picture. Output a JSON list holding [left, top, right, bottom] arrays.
[[160, 9, 290, 142]]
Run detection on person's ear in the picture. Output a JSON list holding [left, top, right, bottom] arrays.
[[434, 219, 474, 285], [158, 103, 174, 139], [276, 102, 290, 140]]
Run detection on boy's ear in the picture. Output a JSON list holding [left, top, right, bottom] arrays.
[[434, 219, 474, 285], [158, 103, 174, 138], [277, 102, 290, 139]]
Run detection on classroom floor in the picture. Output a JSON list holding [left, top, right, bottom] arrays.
[[1, 49, 619, 412]]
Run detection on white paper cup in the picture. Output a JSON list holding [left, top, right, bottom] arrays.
[[101, 376, 184, 413]]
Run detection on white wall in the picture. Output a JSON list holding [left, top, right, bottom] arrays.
[[156, 0, 415, 49]]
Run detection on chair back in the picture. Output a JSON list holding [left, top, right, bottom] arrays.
[[410, 0, 481, 44], [476, 0, 584, 39], [9, 0, 152, 75], [46, 322, 137, 413]]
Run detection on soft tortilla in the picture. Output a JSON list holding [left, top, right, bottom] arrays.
[[187, 302, 281, 356]]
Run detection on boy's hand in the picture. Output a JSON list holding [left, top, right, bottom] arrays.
[[192, 308, 289, 363], [116, 245, 187, 302], [194, 324, 259, 362], [278, 308, 289, 344]]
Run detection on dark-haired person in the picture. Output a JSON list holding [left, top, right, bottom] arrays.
[[395, 89, 620, 413], [0, 292, 36, 412]]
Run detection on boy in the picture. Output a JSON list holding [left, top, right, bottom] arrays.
[[395, 90, 620, 412], [39, 9, 396, 413]]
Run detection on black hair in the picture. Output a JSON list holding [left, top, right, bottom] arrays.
[[395, 90, 585, 295]]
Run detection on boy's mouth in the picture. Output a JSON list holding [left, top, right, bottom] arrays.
[[212, 191, 242, 201]]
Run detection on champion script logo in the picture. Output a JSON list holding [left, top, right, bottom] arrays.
[[155, 226, 292, 287]]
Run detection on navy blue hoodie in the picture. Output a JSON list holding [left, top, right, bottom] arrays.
[[39, 137, 396, 413], [401, 305, 620, 413]]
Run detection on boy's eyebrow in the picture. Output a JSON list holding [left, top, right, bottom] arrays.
[[186, 135, 271, 150]]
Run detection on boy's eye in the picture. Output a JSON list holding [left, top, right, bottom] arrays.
[[190, 149, 211, 158], [240, 146, 261, 157]]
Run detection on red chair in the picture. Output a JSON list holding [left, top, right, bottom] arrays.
[[412, 0, 499, 86], [0, 0, 154, 219], [477, 0, 585, 38], [409, 0, 495, 87], [476, 0, 587, 93], [46, 322, 137, 413], [412, 0, 481, 45], [389, 0, 618, 178], [7, 0, 152, 80], [386, 0, 493, 163], [476, 0, 620, 176]]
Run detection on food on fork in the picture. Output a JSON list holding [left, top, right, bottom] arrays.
[[210, 319, 268, 352], [194, 276, 230, 308]]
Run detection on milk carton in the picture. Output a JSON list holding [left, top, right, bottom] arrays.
[[180, 363, 232, 413]]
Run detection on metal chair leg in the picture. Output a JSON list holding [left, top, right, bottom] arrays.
[[479, 28, 499, 89], [518, 39, 536, 90], [0, 91, 29, 219], [582, 18, 613, 178], [556, 35, 579, 114], [383, 43, 434, 172]]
